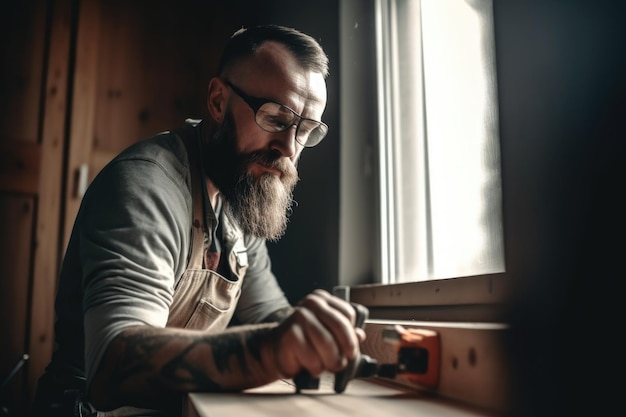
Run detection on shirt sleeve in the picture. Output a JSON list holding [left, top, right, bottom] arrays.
[[80, 156, 191, 385], [234, 235, 292, 324]]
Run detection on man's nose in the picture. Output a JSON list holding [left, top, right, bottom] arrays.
[[269, 125, 298, 158]]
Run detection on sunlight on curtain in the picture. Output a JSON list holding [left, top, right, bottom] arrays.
[[377, 0, 505, 282]]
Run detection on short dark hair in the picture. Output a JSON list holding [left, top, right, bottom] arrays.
[[217, 24, 329, 79]]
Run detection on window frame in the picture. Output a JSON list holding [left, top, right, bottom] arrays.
[[339, 1, 511, 413], [339, 0, 507, 299]]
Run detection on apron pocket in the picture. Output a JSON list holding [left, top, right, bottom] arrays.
[[168, 269, 242, 332], [184, 291, 240, 330]]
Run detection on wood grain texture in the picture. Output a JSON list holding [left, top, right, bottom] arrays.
[[360, 321, 511, 414], [27, 0, 73, 408], [185, 376, 496, 417], [0, 142, 41, 194], [63, 0, 101, 248], [0, 1, 46, 144], [0, 195, 35, 415]]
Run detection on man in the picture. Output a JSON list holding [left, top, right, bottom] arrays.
[[33, 25, 365, 416]]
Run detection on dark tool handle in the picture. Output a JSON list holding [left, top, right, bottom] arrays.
[[293, 302, 369, 393], [293, 370, 320, 392], [333, 303, 369, 393]]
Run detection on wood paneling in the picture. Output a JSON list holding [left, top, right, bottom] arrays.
[[26, 0, 74, 409], [0, 1, 72, 414], [0, 196, 35, 416], [0, 1, 54, 416], [62, 0, 101, 248], [0, 1, 46, 144], [0, 142, 41, 194], [63, 0, 240, 246]]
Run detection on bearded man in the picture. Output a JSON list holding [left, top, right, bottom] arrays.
[[32, 25, 365, 417]]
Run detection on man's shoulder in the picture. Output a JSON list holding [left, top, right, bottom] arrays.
[[110, 121, 201, 181], [116, 119, 201, 168], [116, 130, 185, 166]]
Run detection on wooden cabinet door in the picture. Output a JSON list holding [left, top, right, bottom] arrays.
[[0, 1, 72, 415], [63, 0, 239, 245]]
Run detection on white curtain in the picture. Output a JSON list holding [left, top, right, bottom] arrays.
[[377, 0, 505, 282]]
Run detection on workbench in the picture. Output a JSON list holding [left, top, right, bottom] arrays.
[[182, 373, 497, 417]]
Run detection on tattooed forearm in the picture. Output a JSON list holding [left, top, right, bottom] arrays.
[[111, 331, 178, 385], [91, 323, 279, 410], [210, 330, 250, 375], [160, 325, 271, 389]]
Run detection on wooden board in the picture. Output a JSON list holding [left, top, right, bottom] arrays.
[[26, 0, 73, 408], [360, 321, 511, 413], [184, 375, 497, 417], [0, 195, 35, 414]]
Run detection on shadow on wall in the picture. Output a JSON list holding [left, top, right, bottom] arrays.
[[495, 1, 626, 416]]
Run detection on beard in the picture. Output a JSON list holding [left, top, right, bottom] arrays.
[[202, 111, 299, 241]]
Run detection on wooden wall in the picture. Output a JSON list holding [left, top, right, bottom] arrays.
[[1, 1, 70, 415], [0, 1, 340, 415]]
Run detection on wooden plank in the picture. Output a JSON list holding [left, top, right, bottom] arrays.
[[185, 377, 495, 417], [27, 0, 73, 408], [0, 1, 47, 144], [93, 0, 143, 152], [347, 273, 510, 307], [0, 142, 41, 194], [0, 195, 35, 416], [361, 320, 511, 414], [63, 0, 101, 249]]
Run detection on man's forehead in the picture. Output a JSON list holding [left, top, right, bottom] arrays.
[[232, 42, 323, 88], [232, 43, 327, 111]]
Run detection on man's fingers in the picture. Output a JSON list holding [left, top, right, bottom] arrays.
[[271, 290, 368, 379], [297, 291, 361, 361], [292, 306, 346, 371], [310, 289, 357, 324], [274, 310, 342, 377]]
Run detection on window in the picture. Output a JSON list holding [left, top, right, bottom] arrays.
[[339, 0, 504, 286], [339, 2, 510, 411], [376, 0, 505, 284]]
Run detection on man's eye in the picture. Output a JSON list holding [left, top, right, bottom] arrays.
[[298, 120, 320, 136], [298, 125, 313, 135], [266, 115, 290, 130]]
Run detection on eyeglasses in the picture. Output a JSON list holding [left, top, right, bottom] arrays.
[[225, 80, 328, 147]]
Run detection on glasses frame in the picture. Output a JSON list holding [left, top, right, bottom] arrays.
[[224, 80, 328, 147]]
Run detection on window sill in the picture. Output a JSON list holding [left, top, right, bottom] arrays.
[[335, 273, 512, 413], [360, 320, 510, 414]]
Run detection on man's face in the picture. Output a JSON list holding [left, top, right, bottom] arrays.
[[203, 109, 299, 241], [204, 42, 328, 240]]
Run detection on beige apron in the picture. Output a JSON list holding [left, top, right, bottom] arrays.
[[165, 126, 245, 331], [95, 127, 246, 417]]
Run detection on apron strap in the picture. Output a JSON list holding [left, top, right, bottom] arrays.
[[175, 125, 205, 271]]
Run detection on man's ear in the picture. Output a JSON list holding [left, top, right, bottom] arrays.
[[207, 77, 227, 122]]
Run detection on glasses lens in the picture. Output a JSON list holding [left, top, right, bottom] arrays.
[[297, 119, 328, 147], [256, 103, 297, 132], [254, 101, 328, 147]]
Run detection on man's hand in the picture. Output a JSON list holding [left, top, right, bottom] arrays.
[[89, 289, 366, 411], [263, 289, 367, 379]]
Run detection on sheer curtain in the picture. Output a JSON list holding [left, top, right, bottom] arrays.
[[376, 0, 505, 283]]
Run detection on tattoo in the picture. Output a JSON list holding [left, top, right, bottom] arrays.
[[160, 339, 223, 391], [109, 324, 275, 401]]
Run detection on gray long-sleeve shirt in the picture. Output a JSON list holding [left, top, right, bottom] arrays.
[[49, 120, 291, 388]]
